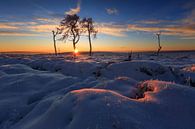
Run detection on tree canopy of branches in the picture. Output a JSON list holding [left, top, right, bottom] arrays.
[[60, 14, 81, 53], [81, 18, 97, 56]]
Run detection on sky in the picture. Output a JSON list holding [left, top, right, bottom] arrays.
[[0, 0, 195, 53]]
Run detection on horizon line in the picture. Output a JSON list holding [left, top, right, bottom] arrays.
[[1, 49, 195, 54]]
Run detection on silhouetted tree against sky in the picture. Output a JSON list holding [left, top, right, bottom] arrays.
[[81, 18, 97, 56], [156, 32, 162, 56], [52, 28, 62, 56], [60, 14, 81, 56]]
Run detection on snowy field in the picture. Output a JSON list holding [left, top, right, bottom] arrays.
[[0, 51, 195, 129]]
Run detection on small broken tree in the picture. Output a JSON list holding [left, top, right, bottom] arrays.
[[124, 50, 133, 61], [60, 14, 81, 57], [81, 17, 97, 56], [156, 32, 162, 56], [52, 28, 62, 56], [128, 50, 133, 61]]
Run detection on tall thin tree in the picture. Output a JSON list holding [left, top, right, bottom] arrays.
[[156, 32, 162, 56], [52, 28, 62, 56], [60, 14, 81, 56], [81, 18, 97, 56]]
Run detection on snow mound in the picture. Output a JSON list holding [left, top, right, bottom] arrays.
[[102, 61, 177, 82], [0, 55, 100, 79], [0, 64, 35, 74], [9, 80, 195, 129], [94, 76, 138, 98], [0, 64, 79, 129]]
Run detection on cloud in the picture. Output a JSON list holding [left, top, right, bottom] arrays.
[[65, 1, 81, 15], [36, 18, 50, 22], [0, 22, 38, 37], [96, 20, 195, 38], [27, 24, 58, 32], [0, 23, 19, 30], [10, 22, 37, 26], [35, 17, 61, 24], [181, 36, 195, 39], [127, 23, 195, 37], [106, 8, 118, 15], [97, 23, 128, 37], [0, 19, 59, 37], [126, 8, 195, 39], [138, 20, 164, 24], [0, 22, 37, 30], [0, 31, 38, 36], [128, 24, 160, 32]]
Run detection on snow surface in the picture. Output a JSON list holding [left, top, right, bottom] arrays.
[[0, 51, 195, 129]]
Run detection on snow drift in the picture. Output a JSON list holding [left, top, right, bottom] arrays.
[[0, 52, 195, 129]]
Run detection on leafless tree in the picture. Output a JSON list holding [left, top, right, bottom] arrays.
[[60, 14, 81, 55], [156, 32, 162, 56], [52, 28, 62, 56], [81, 18, 97, 56]]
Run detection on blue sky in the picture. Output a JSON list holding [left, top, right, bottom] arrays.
[[0, 0, 195, 52]]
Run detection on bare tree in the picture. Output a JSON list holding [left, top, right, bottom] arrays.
[[60, 14, 81, 56], [81, 18, 97, 56], [52, 28, 62, 56], [156, 32, 162, 56]]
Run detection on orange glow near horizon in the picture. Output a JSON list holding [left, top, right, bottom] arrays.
[[0, 37, 194, 53]]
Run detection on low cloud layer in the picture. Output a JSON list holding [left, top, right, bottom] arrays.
[[0, 23, 19, 30], [1, 7, 195, 39], [138, 20, 165, 24], [0, 31, 38, 36], [97, 23, 127, 37]]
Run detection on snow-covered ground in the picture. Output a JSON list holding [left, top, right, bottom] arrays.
[[0, 51, 195, 129]]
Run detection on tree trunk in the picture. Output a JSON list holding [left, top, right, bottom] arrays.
[[71, 28, 76, 52], [73, 41, 76, 58], [157, 34, 161, 56], [52, 31, 57, 56], [157, 46, 162, 56], [73, 42, 76, 51], [88, 30, 92, 56]]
